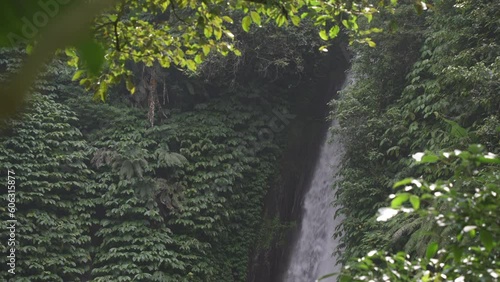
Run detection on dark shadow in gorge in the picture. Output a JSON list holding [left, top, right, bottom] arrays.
[[247, 42, 350, 282]]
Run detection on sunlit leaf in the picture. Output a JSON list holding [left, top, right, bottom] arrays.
[[426, 242, 438, 259], [409, 195, 420, 210], [420, 154, 439, 163], [319, 30, 328, 41], [72, 70, 85, 81], [222, 16, 233, 24], [250, 11, 261, 26], [391, 193, 409, 208], [242, 15, 252, 32], [393, 178, 413, 188], [329, 26, 340, 38]]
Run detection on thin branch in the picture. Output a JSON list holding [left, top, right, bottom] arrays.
[[170, 1, 189, 24], [113, 0, 127, 51]]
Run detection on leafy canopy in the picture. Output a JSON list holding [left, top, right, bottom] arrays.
[[0, 0, 400, 120]]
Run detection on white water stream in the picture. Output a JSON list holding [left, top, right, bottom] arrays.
[[282, 121, 344, 282]]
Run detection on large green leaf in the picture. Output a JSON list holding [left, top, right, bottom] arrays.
[[425, 242, 438, 259], [77, 40, 105, 76]]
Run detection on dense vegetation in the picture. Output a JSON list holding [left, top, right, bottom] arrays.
[[332, 0, 499, 280], [0, 17, 332, 280], [1, 0, 499, 281]]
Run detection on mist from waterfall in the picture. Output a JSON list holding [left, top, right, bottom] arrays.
[[282, 120, 344, 282]]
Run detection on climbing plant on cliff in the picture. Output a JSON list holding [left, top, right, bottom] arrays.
[[159, 88, 290, 280], [57, 66, 292, 281], [0, 47, 96, 281], [0, 95, 94, 281]]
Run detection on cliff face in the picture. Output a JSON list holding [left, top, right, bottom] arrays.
[[247, 43, 349, 282]]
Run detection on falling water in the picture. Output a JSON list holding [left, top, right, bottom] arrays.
[[282, 120, 344, 282]]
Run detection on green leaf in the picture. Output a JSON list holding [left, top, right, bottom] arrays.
[[72, 70, 85, 81], [480, 230, 493, 252], [202, 45, 211, 55], [442, 117, 468, 138], [478, 155, 500, 164], [391, 193, 409, 208], [26, 44, 34, 55], [426, 242, 438, 259], [222, 16, 234, 24], [214, 28, 222, 40], [94, 81, 108, 101], [194, 54, 203, 64], [77, 40, 105, 76], [393, 178, 413, 188], [329, 26, 340, 38], [469, 228, 476, 238], [126, 78, 135, 94], [204, 26, 213, 38], [420, 154, 439, 163], [242, 16, 252, 32], [467, 144, 484, 154], [452, 246, 463, 263], [186, 60, 197, 71], [106, 14, 118, 22], [319, 30, 328, 41], [250, 11, 261, 26], [365, 13, 373, 23], [409, 195, 420, 210], [276, 15, 286, 27], [291, 15, 301, 27]]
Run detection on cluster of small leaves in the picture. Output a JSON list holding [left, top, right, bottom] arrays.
[[68, 0, 391, 101], [339, 147, 499, 281]]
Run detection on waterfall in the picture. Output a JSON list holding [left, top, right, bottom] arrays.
[[282, 120, 344, 282]]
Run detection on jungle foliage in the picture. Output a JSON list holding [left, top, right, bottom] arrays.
[[332, 0, 499, 280], [0, 14, 331, 280], [0, 0, 399, 120], [0, 0, 499, 281], [340, 147, 499, 281]]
